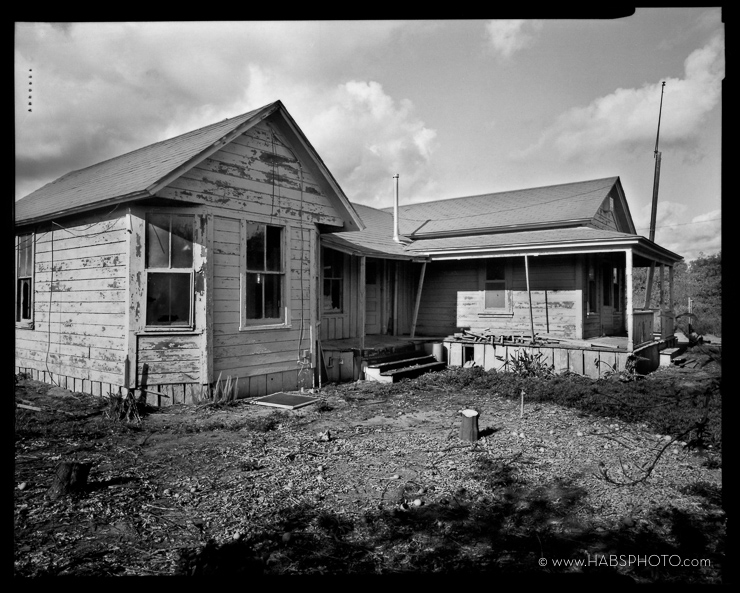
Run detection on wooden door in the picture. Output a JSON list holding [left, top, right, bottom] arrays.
[[600, 263, 614, 335], [365, 259, 381, 334]]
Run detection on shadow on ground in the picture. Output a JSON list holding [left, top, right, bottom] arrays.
[[176, 465, 724, 583]]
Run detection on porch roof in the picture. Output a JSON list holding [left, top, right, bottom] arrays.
[[322, 203, 426, 261], [405, 226, 683, 265]]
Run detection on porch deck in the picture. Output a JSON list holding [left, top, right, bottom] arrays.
[[320, 332, 676, 382]]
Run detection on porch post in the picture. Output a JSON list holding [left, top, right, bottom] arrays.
[[524, 255, 535, 342], [625, 249, 634, 351], [393, 261, 399, 336], [410, 261, 427, 338], [644, 261, 656, 309], [359, 255, 366, 353]]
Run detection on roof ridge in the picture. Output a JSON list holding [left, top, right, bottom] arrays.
[[45, 102, 278, 185], [381, 176, 619, 211]]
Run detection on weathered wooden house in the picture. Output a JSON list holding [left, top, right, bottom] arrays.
[[321, 176, 683, 379], [14, 101, 364, 404], [15, 102, 683, 402]]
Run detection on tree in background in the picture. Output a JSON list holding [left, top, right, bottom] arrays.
[[632, 252, 721, 336]]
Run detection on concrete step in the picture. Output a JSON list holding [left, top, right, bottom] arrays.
[[365, 355, 446, 383]]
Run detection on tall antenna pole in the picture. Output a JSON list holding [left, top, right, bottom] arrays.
[[644, 81, 666, 309], [648, 81, 666, 242]]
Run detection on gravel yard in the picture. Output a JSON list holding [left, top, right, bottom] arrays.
[[14, 359, 724, 583]]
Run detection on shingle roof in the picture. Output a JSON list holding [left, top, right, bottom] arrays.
[[405, 226, 642, 253], [387, 177, 620, 237], [15, 102, 280, 224], [322, 203, 419, 259]]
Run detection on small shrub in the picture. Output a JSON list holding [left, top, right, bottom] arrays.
[[105, 391, 145, 424], [499, 349, 555, 378]]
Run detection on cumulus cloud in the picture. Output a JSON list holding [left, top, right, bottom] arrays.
[[634, 201, 721, 261], [485, 20, 543, 59], [14, 21, 411, 200], [518, 33, 724, 164], [301, 80, 438, 207]]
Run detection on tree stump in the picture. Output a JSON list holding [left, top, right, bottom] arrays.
[[459, 409, 479, 442], [46, 461, 92, 499]]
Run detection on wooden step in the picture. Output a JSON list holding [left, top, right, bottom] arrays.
[[365, 355, 445, 383], [660, 346, 686, 366]]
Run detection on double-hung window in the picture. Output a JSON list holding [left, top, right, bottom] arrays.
[[16, 233, 34, 325], [322, 248, 344, 313], [244, 222, 285, 324], [145, 213, 194, 328], [484, 259, 507, 310]]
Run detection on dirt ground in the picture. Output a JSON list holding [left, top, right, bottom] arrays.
[[13, 363, 724, 582]]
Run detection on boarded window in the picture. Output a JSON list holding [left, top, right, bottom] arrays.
[[484, 259, 506, 309], [145, 214, 194, 327], [322, 248, 344, 312], [16, 233, 33, 323], [245, 223, 284, 321]]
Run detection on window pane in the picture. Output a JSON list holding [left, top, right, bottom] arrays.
[[265, 226, 282, 272], [146, 215, 170, 268], [246, 223, 265, 271], [18, 235, 33, 276], [324, 278, 342, 311], [17, 278, 31, 321], [170, 216, 193, 268], [324, 249, 343, 278], [263, 274, 282, 319], [485, 281, 505, 308], [146, 273, 191, 325], [245, 272, 263, 319]]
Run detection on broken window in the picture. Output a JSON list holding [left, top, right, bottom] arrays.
[[245, 223, 284, 322], [145, 213, 194, 327], [16, 233, 34, 324], [322, 248, 344, 313], [484, 259, 506, 309]]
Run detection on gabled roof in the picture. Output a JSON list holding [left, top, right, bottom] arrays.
[[386, 176, 626, 237], [15, 101, 364, 231], [323, 176, 680, 264]]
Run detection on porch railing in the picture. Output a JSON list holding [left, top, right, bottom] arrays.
[[633, 308, 675, 347], [632, 310, 655, 347]]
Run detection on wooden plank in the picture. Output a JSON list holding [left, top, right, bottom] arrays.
[[266, 372, 283, 395], [483, 344, 495, 371], [474, 343, 486, 368], [568, 349, 584, 375], [410, 262, 427, 338], [250, 374, 267, 397], [358, 256, 366, 353], [583, 353, 600, 379], [448, 342, 463, 367], [281, 369, 298, 392], [554, 348, 569, 374]]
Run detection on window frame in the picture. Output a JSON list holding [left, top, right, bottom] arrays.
[[478, 257, 513, 317], [321, 247, 345, 315], [15, 232, 35, 328], [239, 220, 291, 331], [143, 212, 196, 331]]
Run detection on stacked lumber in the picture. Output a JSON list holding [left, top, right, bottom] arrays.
[[445, 329, 562, 346]]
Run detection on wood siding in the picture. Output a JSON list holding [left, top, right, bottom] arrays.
[[445, 340, 632, 380], [415, 257, 583, 339], [156, 121, 346, 228], [15, 212, 128, 395]]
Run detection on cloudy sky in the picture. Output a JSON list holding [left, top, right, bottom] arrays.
[[15, 11, 723, 261]]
